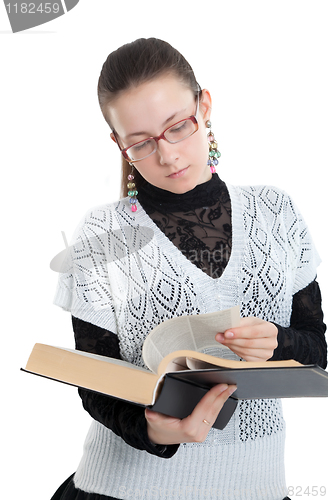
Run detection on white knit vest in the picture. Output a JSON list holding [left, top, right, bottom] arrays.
[[54, 183, 320, 500]]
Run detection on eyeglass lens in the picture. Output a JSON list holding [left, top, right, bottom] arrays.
[[126, 118, 197, 161]]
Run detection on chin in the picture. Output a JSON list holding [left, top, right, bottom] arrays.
[[172, 184, 197, 194], [165, 179, 198, 194], [170, 172, 211, 194]]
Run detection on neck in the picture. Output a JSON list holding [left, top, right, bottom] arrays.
[[137, 173, 227, 213]]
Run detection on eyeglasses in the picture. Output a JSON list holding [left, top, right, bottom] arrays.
[[114, 93, 200, 162]]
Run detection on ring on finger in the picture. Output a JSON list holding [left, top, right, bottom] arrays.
[[203, 419, 211, 426]]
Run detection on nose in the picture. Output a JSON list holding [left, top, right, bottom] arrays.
[[156, 138, 179, 165]]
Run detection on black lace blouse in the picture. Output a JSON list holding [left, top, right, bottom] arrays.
[[73, 174, 327, 459]]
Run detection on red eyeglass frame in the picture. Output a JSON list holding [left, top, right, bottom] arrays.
[[112, 94, 200, 162]]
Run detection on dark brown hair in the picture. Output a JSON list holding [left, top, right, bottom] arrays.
[[97, 38, 201, 197]]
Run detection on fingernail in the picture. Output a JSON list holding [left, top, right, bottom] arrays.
[[225, 331, 234, 338], [217, 384, 228, 393], [228, 386, 237, 396], [216, 333, 224, 342]]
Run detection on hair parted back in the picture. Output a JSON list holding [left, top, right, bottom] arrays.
[[97, 38, 201, 197]]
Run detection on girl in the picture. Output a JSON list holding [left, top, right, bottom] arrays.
[[51, 38, 326, 500]]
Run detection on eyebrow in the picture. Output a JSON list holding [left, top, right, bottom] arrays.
[[125, 108, 187, 140]]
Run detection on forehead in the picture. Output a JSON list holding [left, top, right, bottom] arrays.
[[108, 75, 194, 139]]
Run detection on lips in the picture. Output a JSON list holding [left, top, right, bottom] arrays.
[[167, 166, 189, 179]]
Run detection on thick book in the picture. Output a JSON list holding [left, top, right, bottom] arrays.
[[22, 306, 328, 429]]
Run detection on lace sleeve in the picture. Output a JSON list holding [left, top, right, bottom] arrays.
[[270, 280, 327, 368], [72, 316, 179, 458]]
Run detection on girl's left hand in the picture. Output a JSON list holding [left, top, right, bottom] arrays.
[[215, 317, 278, 362]]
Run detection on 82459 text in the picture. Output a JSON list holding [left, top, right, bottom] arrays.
[[288, 486, 326, 497]]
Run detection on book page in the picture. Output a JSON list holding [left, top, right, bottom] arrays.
[[186, 357, 226, 370], [53, 347, 151, 372], [23, 344, 160, 406], [142, 306, 240, 373], [157, 349, 303, 375]]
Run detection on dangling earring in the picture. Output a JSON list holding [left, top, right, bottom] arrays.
[[127, 163, 138, 212], [206, 120, 221, 173]]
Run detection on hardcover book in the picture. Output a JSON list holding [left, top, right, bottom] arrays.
[[22, 306, 328, 429]]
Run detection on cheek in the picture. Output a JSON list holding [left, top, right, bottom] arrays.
[[192, 131, 209, 161]]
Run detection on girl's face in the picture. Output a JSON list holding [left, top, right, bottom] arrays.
[[108, 74, 213, 194]]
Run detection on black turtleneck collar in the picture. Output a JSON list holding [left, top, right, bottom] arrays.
[[137, 173, 228, 213]]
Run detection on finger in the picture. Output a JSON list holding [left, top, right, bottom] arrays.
[[220, 334, 278, 352], [219, 337, 271, 349], [145, 408, 180, 425], [189, 384, 237, 426], [225, 326, 270, 339], [145, 384, 232, 426], [146, 384, 237, 445], [226, 321, 277, 340], [217, 316, 261, 335], [201, 385, 237, 426], [216, 327, 262, 342], [217, 325, 277, 344], [145, 408, 162, 420]]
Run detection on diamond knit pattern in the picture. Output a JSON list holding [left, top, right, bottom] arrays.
[[54, 182, 320, 499]]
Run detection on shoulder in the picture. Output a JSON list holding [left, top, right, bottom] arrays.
[[82, 198, 131, 222], [228, 183, 298, 218], [73, 198, 137, 234], [229, 183, 290, 203], [70, 198, 154, 251]]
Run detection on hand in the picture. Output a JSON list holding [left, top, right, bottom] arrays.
[[216, 317, 278, 362], [145, 383, 237, 445]]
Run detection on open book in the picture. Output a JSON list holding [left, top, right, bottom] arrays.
[[22, 306, 328, 429]]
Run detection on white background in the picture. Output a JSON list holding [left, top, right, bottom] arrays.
[[1, 1, 327, 498]]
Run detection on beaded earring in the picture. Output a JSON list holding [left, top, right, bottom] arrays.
[[127, 164, 138, 212], [206, 120, 221, 173]]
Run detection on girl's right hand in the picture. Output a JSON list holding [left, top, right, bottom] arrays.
[[145, 383, 237, 445]]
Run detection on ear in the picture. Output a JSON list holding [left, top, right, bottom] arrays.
[[199, 89, 212, 122], [110, 132, 117, 144]]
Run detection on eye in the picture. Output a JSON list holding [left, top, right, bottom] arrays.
[[133, 139, 152, 151], [169, 121, 188, 133]]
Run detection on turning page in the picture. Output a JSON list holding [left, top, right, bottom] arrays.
[[143, 306, 240, 373]]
